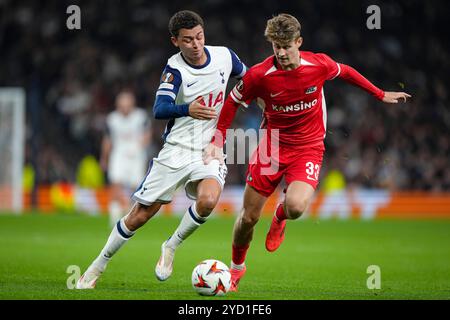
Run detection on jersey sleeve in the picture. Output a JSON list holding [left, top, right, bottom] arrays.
[[153, 65, 190, 119], [228, 68, 258, 108], [315, 53, 341, 80], [156, 65, 182, 99], [338, 64, 385, 100], [316, 53, 384, 100], [228, 48, 247, 78]]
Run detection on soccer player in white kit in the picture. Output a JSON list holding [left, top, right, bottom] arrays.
[[77, 10, 246, 288], [100, 90, 151, 227]]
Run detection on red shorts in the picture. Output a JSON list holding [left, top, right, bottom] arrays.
[[245, 143, 325, 197]]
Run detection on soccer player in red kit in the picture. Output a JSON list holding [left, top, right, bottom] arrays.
[[203, 14, 411, 291]]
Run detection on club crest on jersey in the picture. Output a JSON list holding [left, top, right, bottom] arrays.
[[161, 72, 174, 83], [219, 70, 225, 84], [305, 86, 317, 94]]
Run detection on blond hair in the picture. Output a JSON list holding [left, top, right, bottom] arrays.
[[264, 14, 301, 45]]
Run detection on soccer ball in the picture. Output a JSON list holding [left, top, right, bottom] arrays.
[[191, 259, 231, 296]]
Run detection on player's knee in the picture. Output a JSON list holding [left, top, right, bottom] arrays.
[[240, 211, 260, 228], [240, 199, 263, 227], [286, 199, 308, 219], [196, 194, 218, 217]]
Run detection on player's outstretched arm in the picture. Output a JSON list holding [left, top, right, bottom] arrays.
[[382, 91, 412, 103], [337, 63, 413, 103]]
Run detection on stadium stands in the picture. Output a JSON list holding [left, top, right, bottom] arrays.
[[0, 0, 448, 192]]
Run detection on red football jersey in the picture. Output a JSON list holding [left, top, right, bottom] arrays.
[[214, 51, 384, 149]]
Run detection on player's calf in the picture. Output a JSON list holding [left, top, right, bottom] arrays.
[[125, 202, 161, 231]]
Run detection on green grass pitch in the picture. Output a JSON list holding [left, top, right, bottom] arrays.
[[0, 213, 449, 300]]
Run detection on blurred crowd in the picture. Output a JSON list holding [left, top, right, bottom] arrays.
[[1, 0, 449, 191]]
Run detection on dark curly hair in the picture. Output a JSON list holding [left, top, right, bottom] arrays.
[[168, 10, 204, 38]]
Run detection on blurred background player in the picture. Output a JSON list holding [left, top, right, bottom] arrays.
[[204, 13, 411, 291], [100, 89, 152, 227], [76, 10, 246, 289]]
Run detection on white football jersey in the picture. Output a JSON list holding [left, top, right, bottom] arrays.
[[106, 108, 149, 161], [153, 46, 246, 168]]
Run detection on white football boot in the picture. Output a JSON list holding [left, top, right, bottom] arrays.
[[76, 265, 103, 289], [155, 241, 175, 281]]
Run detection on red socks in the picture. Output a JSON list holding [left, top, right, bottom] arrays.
[[232, 244, 250, 265], [231, 204, 287, 266], [275, 203, 287, 222]]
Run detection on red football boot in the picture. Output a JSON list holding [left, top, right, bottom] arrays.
[[229, 266, 247, 292], [265, 205, 287, 252]]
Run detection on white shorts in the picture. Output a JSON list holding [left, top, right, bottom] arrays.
[[108, 157, 147, 188], [132, 158, 227, 205]]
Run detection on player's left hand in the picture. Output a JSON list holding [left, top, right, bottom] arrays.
[[203, 143, 225, 165], [382, 91, 412, 103]]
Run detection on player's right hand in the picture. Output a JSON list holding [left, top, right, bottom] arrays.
[[189, 97, 217, 120], [382, 91, 412, 103], [203, 142, 225, 165]]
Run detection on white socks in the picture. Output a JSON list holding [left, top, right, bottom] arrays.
[[231, 261, 246, 270], [166, 203, 207, 250], [90, 203, 207, 272], [92, 217, 135, 272]]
